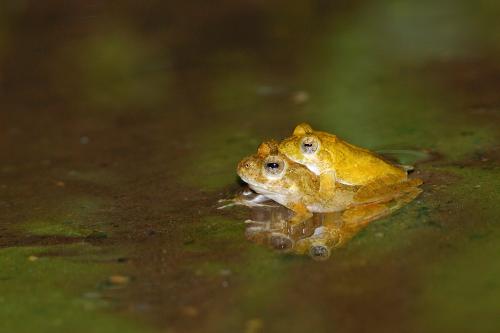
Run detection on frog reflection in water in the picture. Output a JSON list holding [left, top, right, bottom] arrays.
[[244, 197, 414, 260]]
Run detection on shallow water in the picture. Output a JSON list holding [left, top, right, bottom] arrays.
[[1, 1, 499, 332]]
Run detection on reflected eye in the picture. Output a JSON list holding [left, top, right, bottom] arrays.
[[263, 157, 286, 178], [301, 136, 319, 154]]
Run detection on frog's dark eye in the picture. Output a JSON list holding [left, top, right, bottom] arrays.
[[263, 157, 286, 178], [300, 136, 319, 154], [266, 162, 280, 169]]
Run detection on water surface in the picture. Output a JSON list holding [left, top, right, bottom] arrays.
[[1, 1, 499, 332]]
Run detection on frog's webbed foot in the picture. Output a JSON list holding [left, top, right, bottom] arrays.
[[217, 193, 277, 210]]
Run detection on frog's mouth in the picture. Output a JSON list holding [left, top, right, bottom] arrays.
[[239, 175, 281, 196]]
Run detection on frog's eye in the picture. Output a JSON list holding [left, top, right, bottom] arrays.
[[263, 156, 286, 178], [300, 136, 319, 154]]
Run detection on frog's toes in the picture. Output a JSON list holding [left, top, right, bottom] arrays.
[[216, 200, 237, 210], [244, 219, 268, 225], [242, 188, 253, 195]]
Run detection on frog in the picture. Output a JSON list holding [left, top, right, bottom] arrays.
[[237, 140, 353, 224], [235, 140, 422, 225], [278, 123, 417, 200]]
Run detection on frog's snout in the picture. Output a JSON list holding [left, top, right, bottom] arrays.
[[237, 157, 251, 171], [237, 157, 257, 176]]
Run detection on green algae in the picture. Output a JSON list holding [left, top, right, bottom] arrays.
[[24, 220, 90, 237], [197, 216, 246, 241], [67, 23, 170, 111], [64, 169, 122, 187], [418, 228, 500, 333], [176, 66, 266, 191], [0, 245, 153, 333], [20, 197, 107, 238], [180, 128, 260, 191], [350, 166, 500, 332], [178, 215, 311, 332], [183, 216, 246, 254], [293, 0, 497, 162], [205, 246, 299, 333]]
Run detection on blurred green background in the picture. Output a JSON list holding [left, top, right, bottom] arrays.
[[0, 1, 499, 332]]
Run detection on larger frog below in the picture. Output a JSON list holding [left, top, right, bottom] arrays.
[[279, 123, 413, 200]]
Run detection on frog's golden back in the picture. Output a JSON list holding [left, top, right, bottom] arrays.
[[315, 130, 407, 185]]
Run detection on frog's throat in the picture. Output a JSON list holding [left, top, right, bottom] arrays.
[[247, 183, 281, 197]]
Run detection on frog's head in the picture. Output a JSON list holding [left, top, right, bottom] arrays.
[[237, 140, 315, 196], [279, 123, 325, 175]]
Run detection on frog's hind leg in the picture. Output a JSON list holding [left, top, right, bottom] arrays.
[[353, 176, 423, 205], [342, 203, 392, 227], [387, 185, 422, 209], [344, 185, 423, 226]]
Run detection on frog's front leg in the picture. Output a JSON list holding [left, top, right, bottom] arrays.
[[217, 192, 277, 210], [286, 202, 313, 226], [307, 170, 338, 210], [318, 170, 336, 194]]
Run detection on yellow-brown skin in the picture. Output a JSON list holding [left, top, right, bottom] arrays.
[[237, 141, 358, 224], [279, 123, 411, 199], [237, 139, 423, 226]]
